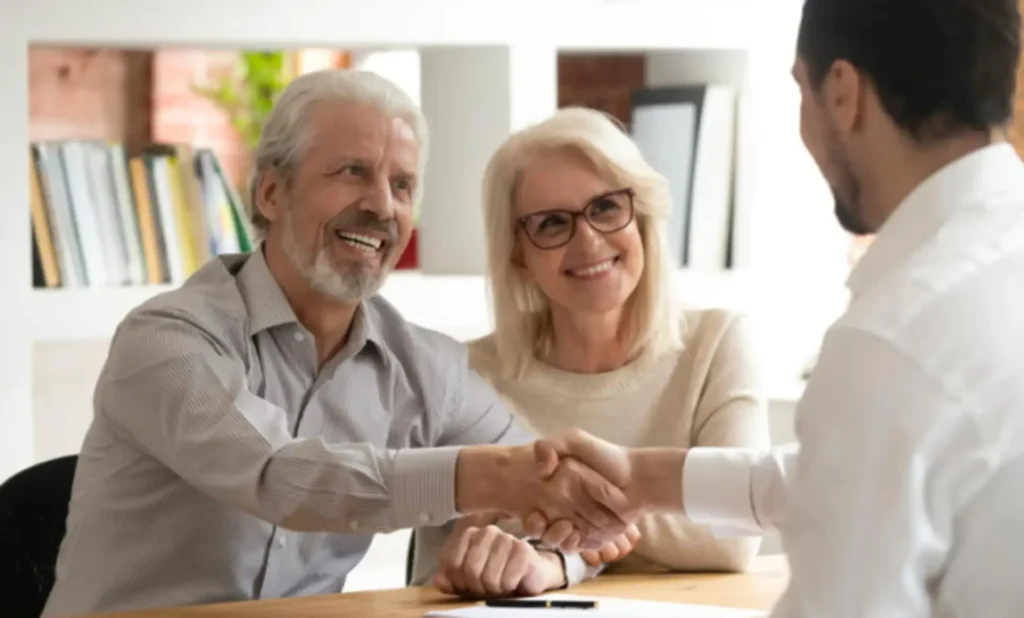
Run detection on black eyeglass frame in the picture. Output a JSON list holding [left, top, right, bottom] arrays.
[[516, 187, 636, 250]]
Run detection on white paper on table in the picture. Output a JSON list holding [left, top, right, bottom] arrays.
[[424, 593, 768, 618]]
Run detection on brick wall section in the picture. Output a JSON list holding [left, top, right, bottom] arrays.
[[29, 48, 151, 150], [28, 48, 250, 190], [151, 50, 249, 190], [557, 53, 646, 126]]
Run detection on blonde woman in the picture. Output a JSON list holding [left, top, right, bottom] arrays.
[[412, 107, 770, 597]]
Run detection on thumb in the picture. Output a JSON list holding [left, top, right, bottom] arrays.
[[434, 572, 454, 594], [534, 437, 568, 478], [580, 549, 603, 568]]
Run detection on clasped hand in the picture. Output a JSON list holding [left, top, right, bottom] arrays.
[[526, 429, 638, 558], [459, 436, 639, 550], [441, 430, 644, 597]]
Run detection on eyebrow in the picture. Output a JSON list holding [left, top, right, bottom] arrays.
[[524, 188, 625, 217], [327, 155, 372, 167]]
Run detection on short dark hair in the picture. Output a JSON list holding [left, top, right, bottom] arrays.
[[797, 0, 1021, 141]]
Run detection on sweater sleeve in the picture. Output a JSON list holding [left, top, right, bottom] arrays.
[[624, 313, 771, 573]]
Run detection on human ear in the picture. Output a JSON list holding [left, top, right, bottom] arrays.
[[823, 59, 864, 136], [256, 168, 286, 225], [510, 238, 535, 284]]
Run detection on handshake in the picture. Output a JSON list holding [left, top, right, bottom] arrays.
[[444, 429, 687, 597]]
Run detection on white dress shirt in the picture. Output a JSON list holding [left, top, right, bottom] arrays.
[[683, 142, 1024, 618]]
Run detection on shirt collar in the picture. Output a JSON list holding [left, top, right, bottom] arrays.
[[348, 300, 385, 354], [236, 247, 386, 352], [846, 142, 1024, 298], [237, 248, 298, 335]]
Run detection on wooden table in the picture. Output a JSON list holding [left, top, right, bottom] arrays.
[[82, 556, 789, 618]]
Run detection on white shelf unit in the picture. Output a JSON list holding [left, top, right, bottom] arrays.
[[3, 0, 844, 486], [30, 285, 177, 343]]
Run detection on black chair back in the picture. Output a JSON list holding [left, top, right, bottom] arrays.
[[406, 529, 416, 585], [0, 455, 78, 618]]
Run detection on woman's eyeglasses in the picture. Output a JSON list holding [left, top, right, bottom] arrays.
[[517, 188, 636, 250]]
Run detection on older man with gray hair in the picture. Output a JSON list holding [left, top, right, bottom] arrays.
[[41, 69, 637, 618]]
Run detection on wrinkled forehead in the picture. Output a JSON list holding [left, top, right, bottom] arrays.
[[303, 99, 421, 175]]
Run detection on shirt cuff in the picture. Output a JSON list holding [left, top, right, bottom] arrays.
[[682, 447, 763, 536], [392, 446, 461, 529], [561, 553, 605, 587]]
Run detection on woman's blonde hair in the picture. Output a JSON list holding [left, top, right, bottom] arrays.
[[482, 106, 683, 379]]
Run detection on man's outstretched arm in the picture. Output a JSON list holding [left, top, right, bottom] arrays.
[[528, 430, 796, 542]]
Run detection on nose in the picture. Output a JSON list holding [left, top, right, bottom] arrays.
[[360, 173, 395, 220], [570, 217, 605, 252]]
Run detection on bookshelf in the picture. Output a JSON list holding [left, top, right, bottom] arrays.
[[3, 0, 841, 483]]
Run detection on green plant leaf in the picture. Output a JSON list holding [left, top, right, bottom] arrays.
[[191, 50, 295, 152]]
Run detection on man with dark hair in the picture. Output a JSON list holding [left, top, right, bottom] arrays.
[[795, 0, 1021, 235], [532, 0, 1024, 615]]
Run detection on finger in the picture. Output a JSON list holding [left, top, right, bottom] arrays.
[[570, 477, 625, 539], [581, 549, 603, 567], [563, 529, 583, 553], [578, 468, 637, 528], [434, 572, 455, 595], [625, 523, 641, 544], [597, 523, 641, 563], [606, 536, 630, 560], [503, 540, 534, 592], [540, 519, 576, 549], [481, 533, 515, 596], [548, 461, 617, 534], [462, 527, 499, 597], [562, 429, 630, 486], [443, 526, 478, 592], [599, 539, 625, 563], [523, 510, 549, 537], [534, 439, 565, 478]]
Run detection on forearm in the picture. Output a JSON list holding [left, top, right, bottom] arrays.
[[625, 448, 688, 511], [259, 441, 462, 533]]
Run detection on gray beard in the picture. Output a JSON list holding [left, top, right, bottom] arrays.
[[282, 213, 387, 304]]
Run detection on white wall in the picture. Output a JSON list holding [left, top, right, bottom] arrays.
[[352, 49, 422, 105], [418, 46, 558, 274], [0, 8, 34, 485], [643, 45, 850, 392]]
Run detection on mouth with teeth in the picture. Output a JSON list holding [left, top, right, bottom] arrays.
[[335, 230, 388, 257], [565, 255, 621, 279]]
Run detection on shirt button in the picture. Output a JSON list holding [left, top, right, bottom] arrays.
[[350, 520, 360, 532], [418, 511, 431, 524], [277, 536, 287, 548], [293, 332, 304, 342]]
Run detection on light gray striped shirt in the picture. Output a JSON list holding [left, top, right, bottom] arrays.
[[42, 249, 534, 617]]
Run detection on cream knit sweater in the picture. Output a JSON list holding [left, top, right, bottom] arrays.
[[468, 308, 770, 575]]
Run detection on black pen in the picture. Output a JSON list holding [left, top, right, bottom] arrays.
[[483, 599, 598, 609]]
